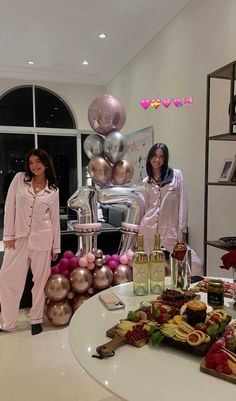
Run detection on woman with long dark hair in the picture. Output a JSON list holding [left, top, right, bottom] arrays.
[[0, 149, 60, 335]]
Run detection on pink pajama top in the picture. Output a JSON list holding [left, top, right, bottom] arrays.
[[3, 172, 61, 253], [138, 169, 188, 255]]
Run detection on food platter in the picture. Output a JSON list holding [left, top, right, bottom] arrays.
[[195, 279, 235, 299]]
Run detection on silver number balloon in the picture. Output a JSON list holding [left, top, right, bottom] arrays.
[[83, 134, 104, 159], [104, 131, 127, 164]]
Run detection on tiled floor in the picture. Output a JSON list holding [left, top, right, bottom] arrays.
[[0, 309, 121, 401]]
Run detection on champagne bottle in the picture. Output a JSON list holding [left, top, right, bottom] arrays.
[[149, 233, 165, 294], [132, 234, 149, 296]]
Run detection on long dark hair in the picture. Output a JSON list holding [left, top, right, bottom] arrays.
[[24, 148, 57, 190], [146, 143, 173, 186]]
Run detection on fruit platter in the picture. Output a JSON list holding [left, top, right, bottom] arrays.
[[200, 320, 236, 384], [94, 289, 231, 359]]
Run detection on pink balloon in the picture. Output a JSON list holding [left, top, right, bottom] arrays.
[[86, 252, 96, 263], [69, 256, 79, 269], [92, 265, 113, 290], [113, 264, 133, 285], [112, 159, 134, 185], [51, 265, 60, 275], [108, 259, 118, 271], [79, 257, 88, 267], [88, 94, 126, 136], [63, 250, 75, 259], [88, 156, 112, 186], [105, 254, 112, 263], [127, 249, 134, 260], [59, 258, 70, 270], [87, 262, 95, 270], [61, 269, 70, 278], [120, 254, 128, 265]]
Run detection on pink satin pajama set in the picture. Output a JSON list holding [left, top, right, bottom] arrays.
[[139, 169, 203, 274], [0, 172, 61, 331]]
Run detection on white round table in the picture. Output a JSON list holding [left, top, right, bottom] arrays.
[[68, 281, 236, 401]]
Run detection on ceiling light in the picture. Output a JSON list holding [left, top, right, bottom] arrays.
[[27, 61, 34, 65], [83, 60, 88, 65], [98, 33, 106, 39]]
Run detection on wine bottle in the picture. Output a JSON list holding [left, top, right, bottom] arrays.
[[149, 233, 165, 294], [132, 234, 149, 296]]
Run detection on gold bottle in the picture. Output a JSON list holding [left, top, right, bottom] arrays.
[[132, 234, 149, 295], [149, 234, 165, 294]]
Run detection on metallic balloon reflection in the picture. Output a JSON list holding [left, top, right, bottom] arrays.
[[92, 265, 113, 290], [112, 159, 134, 185], [113, 264, 133, 285], [72, 293, 90, 312], [88, 94, 126, 136], [68, 186, 98, 224], [47, 299, 73, 327], [70, 267, 93, 293], [88, 156, 112, 186], [83, 134, 104, 159], [104, 131, 127, 164], [44, 274, 70, 301]]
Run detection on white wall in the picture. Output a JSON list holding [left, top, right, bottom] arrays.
[[0, 78, 104, 130], [106, 0, 236, 278]]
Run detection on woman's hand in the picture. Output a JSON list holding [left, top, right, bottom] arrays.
[[51, 252, 59, 261], [4, 240, 15, 250]]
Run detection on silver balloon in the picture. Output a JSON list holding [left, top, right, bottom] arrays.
[[68, 186, 98, 224], [88, 156, 112, 186], [112, 159, 134, 185], [88, 94, 126, 136], [83, 134, 104, 159], [104, 131, 127, 163]]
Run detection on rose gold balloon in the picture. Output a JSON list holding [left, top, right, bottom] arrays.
[[92, 248, 104, 258], [44, 274, 70, 301], [47, 299, 73, 327], [88, 94, 126, 136], [69, 267, 93, 293], [72, 293, 90, 312], [88, 156, 112, 186], [92, 265, 113, 290], [67, 291, 75, 300], [113, 264, 133, 285], [112, 159, 134, 185]]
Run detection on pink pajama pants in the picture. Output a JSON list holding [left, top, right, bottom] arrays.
[[0, 237, 51, 331]]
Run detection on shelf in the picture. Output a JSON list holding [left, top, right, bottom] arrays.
[[206, 240, 236, 251], [207, 181, 236, 186], [208, 133, 236, 141], [208, 60, 236, 79]]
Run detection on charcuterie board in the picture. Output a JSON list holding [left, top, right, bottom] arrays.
[[194, 279, 235, 299], [200, 358, 236, 384]]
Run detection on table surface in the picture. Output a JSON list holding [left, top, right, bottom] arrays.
[[68, 280, 236, 401]]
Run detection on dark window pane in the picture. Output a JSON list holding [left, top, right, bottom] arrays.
[[37, 135, 77, 209], [81, 133, 92, 186], [35, 87, 76, 129], [0, 87, 33, 126], [0, 133, 35, 238]]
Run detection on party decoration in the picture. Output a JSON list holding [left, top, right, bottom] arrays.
[[113, 264, 133, 285], [47, 299, 73, 327], [63, 250, 75, 259], [92, 265, 113, 290], [72, 293, 91, 312], [112, 159, 134, 185], [70, 267, 93, 293], [83, 134, 104, 159], [88, 156, 112, 186], [139, 97, 193, 109], [88, 94, 126, 135], [44, 274, 70, 301], [104, 131, 127, 164]]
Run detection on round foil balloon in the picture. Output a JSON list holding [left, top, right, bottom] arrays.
[[113, 264, 133, 285], [88, 94, 126, 136], [112, 159, 134, 185], [72, 293, 90, 312], [47, 299, 73, 327], [45, 274, 70, 301], [88, 156, 112, 186], [83, 134, 104, 159], [104, 131, 127, 164], [70, 267, 93, 293], [92, 265, 113, 290]]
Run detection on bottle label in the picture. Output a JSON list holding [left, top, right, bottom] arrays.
[[133, 264, 149, 283]]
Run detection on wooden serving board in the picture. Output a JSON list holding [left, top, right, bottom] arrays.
[[200, 358, 236, 384], [107, 325, 211, 356]]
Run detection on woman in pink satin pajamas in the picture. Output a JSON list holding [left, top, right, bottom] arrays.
[[0, 149, 61, 335], [139, 143, 202, 275]]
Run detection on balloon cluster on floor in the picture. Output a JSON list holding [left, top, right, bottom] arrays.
[[44, 94, 145, 326], [45, 249, 133, 327]]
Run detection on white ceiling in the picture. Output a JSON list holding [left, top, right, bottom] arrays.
[[0, 0, 191, 85]]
